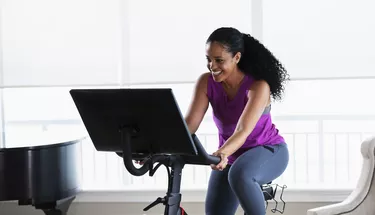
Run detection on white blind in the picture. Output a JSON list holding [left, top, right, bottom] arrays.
[[7, 1, 372, 85], [263, 0, 375, 79], [1, 0, 252, 87], [127, 0, 252, 84], [1, 0, 122, 86]]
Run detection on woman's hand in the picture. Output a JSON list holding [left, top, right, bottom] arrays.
[[211, 151, 229, 171]]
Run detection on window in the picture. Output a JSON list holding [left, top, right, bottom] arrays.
[[270, 78, 375, 189], [1, 0, 374, 193], [127, 0, 252, 84], [2, 78, 374, 190], [1, 0, 122, 86], [262, 0, 375, 79]]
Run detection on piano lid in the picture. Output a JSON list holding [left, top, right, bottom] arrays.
[[0, 130, 83, 215], [0, 130, 87, 151]]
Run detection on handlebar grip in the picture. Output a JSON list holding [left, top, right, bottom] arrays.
[[191, 134, 221, 165], [207, 155, 221, 165]]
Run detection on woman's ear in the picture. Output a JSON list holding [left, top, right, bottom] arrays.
[[234, 52, 241, 64]]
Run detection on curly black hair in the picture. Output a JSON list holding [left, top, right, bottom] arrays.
[[206, 27, 289, 101]]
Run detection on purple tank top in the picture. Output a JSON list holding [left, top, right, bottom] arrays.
[[206, 74, 285, 164]]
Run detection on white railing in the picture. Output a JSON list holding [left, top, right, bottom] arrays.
[[3, 115, 375, 191]]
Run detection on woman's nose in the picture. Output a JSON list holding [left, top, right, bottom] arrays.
[[208, 62, 217, 71]]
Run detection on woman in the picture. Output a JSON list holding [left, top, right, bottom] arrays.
[[184, 27, 290, 215]]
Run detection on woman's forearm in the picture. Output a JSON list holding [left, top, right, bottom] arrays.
[[217, 130, 249, 156]]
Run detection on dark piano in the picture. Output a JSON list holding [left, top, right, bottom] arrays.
[[0, 133, 84, 215]]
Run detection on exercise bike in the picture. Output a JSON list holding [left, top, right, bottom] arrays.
[[70, 88, 287, 215]]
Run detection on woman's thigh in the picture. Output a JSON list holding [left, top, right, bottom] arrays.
[[230, 143, 289, 185]]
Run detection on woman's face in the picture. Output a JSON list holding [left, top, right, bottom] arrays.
[[206, 41, 241, 82]]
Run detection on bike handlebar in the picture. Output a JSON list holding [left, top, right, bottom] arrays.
[[119, 130, 221, 177], [186, 134, 221, 165]]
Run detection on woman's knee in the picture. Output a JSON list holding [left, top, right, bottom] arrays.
[[227, 164, 258, 191]]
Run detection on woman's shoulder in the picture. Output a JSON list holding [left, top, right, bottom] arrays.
[[245, 78, 272, 106], [194, 72, 219, 99], [192, 72, 210, 95], [197, 72, 211, 82]]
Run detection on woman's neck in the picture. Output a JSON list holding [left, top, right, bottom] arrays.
[[222, 70, 245, 89]]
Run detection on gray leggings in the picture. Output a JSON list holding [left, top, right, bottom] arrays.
[[205, 143, 289, 215]]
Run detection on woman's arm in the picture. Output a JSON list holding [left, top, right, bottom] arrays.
[[213, 80, 271, 170], [184, 72, 210, 134]]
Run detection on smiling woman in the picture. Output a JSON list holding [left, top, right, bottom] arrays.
[[184, 27, 290, 215]]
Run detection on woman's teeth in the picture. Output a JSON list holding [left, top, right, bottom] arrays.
[[212, 71, 222, 76]]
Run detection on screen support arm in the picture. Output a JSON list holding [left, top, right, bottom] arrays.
[[119, 126, 150, 176]]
